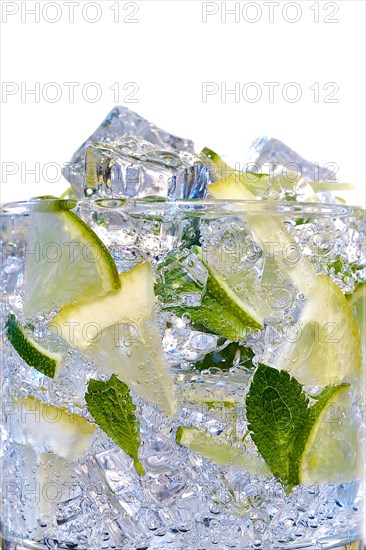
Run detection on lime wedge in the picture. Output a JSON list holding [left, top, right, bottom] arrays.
[[206, 167, 362, 387], [202, 147, 270, 197], [207, 172, 254, 201], [59, 187, 77, 199], [6, 313, 61, 378], [202, 147, 355, 196], [52, 263, 178, 418], [52, 262, 155, 351], [180, 386, 239, 410], [176, 426, 272, 477], [24, 200, 120, 317], [272, 275, 362, 386], [85, 320, 178, 418], [8, 397, 96, 522], [156, 253, 252, 341], [207, 174, 317, 299], [348, 282, 366, 360], [9, 397, 96, 461], [294, 385, 361, 485]]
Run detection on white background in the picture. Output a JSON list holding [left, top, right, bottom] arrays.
[[1, 0, 365, 206]]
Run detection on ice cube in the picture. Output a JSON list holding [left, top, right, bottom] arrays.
[[76, 456, 142, 545], [260, 165, 319, 202], [78, 200, 180, 268], [182, 253, 208, 287], [143, 472, 189, 508], [244, 136, 337, 183], [294, 212, 365, 294], [83, 135, 210, 199], [63, 106, 195, 193], [77, 438, 200, 547], [139, 433, 178, 474]]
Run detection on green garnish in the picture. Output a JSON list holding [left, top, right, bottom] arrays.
[[85, 374, 145, 476], [203, 146, 355, 196], [246, 364, 308, 486], [6, 313, 61, 378], [156, 253, 251, 341], [246, 364, 349, 490], [23, 197, 120, 317], [194, 341, 254, 372], [194, 246, 263, 331], [176, 426, 272, 477], [289, 383, 351, 487]]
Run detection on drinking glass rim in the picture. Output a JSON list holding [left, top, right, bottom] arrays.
[[1, 198, 364, 218]]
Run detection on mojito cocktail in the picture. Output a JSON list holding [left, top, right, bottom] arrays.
[[1, 108, 365, 549]]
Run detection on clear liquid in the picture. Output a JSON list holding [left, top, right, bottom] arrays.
[[1, 202, 365, 549]]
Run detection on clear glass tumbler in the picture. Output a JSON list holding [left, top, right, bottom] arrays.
[[1, 198, 365, 549]]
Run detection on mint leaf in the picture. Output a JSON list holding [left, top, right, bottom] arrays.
[[182, 217, 201, 248], [246, 364, 309, 486], [246, 364, 349, 490], [174, 294, 249, 341], [329, 258, 364, 283], [156, 253, 249, 341], [155, 254, 200, 305], [194, 341, 254, 372], [85, 374, 145, 476]]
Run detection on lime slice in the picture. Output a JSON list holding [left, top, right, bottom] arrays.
[[348, 282, 366, 360], [206, 170, 362, 387], [294, 385, 361, 485], [52, 263, 178, 418], [207, 172, 254, 201], [59, 187, 77, 199], [194, 246, 270, 327], [24, 199, 120, 317], [202, 147, 270, 196], [156, 253, 252, 341], [203, 147, 355, 196], [176, 426, 272, 477], [207, 174, 317, 299], [9, 397, 96, 461], [8, 397, 96, 522], [180, 386, 238, 410], [272, 275, 362, 386], [6, 313, 61, 378], [51, 262, 155, 351], [85, 321, 178, 418]]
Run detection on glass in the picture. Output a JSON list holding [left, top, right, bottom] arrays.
[[1, 198, 365, 550]]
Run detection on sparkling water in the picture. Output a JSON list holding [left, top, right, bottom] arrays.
[[1, 199, 364, 550]]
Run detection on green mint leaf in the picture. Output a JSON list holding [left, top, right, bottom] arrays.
[[173, 294, 249, 342], [85, 374, 145, 476], [329, 258, 364, 282], [182, 217, 201, 248], [156, 253, 249, 341], [194, 341, 254, 372], [155, 254, 200, 305], [246, 364, 309, 486], [246, 364, 350, 490]]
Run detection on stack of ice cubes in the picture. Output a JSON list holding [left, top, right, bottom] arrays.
[[63, 106, 210, 199], [63, 106, 340, 202]]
